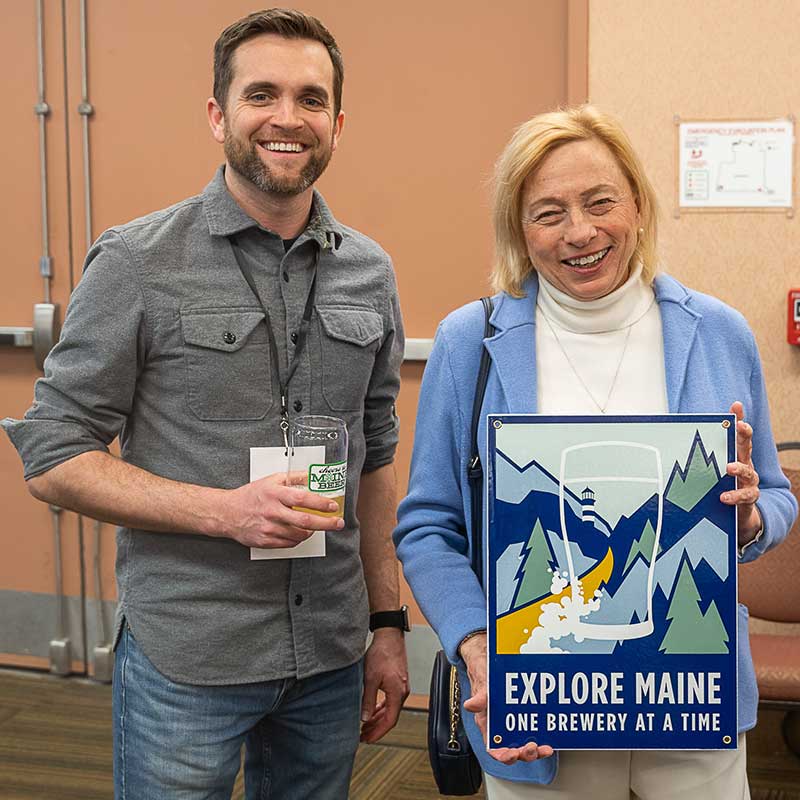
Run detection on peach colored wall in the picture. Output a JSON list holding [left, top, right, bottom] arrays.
[[0, 2, 87, 605], [589, 0, 800, 453], [1, 1, 587, 670]]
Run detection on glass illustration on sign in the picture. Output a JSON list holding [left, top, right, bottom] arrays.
[[493, 420, 732, 658], [555, 442, 663, 644]]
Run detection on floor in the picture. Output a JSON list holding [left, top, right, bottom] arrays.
[[0, 668, 797, 799]]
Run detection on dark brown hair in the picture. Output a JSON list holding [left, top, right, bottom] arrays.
[[213, 8, 344, 116]]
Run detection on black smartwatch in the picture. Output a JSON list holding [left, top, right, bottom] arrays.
[[369, 604, 410, 633]]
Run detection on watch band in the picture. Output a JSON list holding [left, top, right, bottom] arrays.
[[369, 605, 410, 632]]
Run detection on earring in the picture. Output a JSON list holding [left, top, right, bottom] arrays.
[[638, 227, 644, 235]]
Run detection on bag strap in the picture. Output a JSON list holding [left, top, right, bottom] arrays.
[[466, 296, 495, 586]]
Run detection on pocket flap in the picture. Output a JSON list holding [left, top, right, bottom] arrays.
[[317, 306, 383, 347], [181, 310, 264, 352]]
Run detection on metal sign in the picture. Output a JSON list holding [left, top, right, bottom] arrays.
[[487, 414, 738, 750]]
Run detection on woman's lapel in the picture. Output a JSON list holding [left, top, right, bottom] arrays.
[[654, 274, 702, 413], [483, 277, 539, 414]]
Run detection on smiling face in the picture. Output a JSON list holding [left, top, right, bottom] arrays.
[[521, 138, 641, 301], [208, 33, 344, 198]]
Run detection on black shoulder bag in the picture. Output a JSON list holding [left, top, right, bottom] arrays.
[[427, 296, 494, 796]]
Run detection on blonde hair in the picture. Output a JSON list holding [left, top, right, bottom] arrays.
[[491, 105, 659, 297]]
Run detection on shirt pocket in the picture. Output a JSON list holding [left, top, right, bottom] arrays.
[[316, 306, 383, 412], [180, 309, 272, 420]]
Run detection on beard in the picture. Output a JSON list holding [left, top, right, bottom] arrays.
[[223, 129, 333, 197]]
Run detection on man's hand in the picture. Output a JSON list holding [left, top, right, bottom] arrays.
[[460, 632, 554, 764], [221, 471, 345, 548], [24, 453, 345, 545], [356, 465, 407, 742], [359, 628, 409, 743]]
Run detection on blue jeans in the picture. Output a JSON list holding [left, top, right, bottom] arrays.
[[113, 625, 363, 800]]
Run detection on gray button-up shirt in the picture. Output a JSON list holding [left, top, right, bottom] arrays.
[[3, 167, 404, 684]]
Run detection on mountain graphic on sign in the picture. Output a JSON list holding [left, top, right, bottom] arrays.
[[665, 430, 722, 512], [567, 516, 731, 655], [493, 429, 733, 654], [495, 451, 613, 537], [623, 518, 661, 574]]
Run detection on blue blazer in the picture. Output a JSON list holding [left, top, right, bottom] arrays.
[[394, 273, 797, 784]]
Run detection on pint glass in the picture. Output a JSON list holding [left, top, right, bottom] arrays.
[[558, 440, 663, 641], [288, 415, 348, 518]]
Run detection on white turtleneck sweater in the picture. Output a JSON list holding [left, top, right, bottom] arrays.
[[535, 265, 669, 415]]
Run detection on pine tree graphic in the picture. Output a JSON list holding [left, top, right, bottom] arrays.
[[697, 600, 730, 654], [512, 519, 556, 609], [659, 559, 729, 654]]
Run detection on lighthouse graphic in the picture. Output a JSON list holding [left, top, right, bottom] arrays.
[[580, 487, 596, 522]]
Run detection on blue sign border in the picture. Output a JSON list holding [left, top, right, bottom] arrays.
[[487, 414, 738, 750]]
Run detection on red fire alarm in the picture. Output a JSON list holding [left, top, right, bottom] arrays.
[[789, 290, 800, 346]]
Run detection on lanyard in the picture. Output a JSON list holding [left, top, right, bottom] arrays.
[[229, 236, 320, 448]]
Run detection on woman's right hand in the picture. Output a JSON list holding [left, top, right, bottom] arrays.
[[459, 632, 554, 765]]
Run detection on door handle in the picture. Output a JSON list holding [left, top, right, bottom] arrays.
[[0, 327, 34, 347], [33, 302, 60, 370], [0, 303, 60, 370]]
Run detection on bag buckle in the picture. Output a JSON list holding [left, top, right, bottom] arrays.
[[447, 665, 462, 750]]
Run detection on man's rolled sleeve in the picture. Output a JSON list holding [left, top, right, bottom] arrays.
[[2, 231, 148, 479], [361, 265, 404, 473]]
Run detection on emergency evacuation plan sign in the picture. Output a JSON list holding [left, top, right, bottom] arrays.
[[678, 119, 793, 208], [486, 415, 738, 750]]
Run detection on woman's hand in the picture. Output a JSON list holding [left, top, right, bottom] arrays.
[[722, 401, 762, 546], [459, 632, 554, 765]]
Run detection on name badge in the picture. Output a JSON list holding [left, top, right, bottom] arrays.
[[249, 445, 326, 560]]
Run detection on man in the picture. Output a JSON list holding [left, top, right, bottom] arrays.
[[2, 9, 408, 799]]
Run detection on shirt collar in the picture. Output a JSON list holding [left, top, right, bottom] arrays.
[[202, 165, 345, 250], [306, 188, 344, 251], [536, 262, 655, 334]]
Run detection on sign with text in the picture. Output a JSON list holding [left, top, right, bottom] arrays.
[[678, 119, 793, 208], [487, 415, 738, 750]]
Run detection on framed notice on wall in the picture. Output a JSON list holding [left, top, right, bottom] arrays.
[[486, 415, 738, 750], [676, 117, 794, 214]]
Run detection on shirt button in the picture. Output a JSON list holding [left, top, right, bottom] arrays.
[[222, 331, 236, 344], [294, 594, 303, 606], [282, 271, 289, 282], [290, 332, 298, 344], [293, 400, 303, 412]]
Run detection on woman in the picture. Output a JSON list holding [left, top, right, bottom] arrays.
[[393, 106, 798, 799]]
